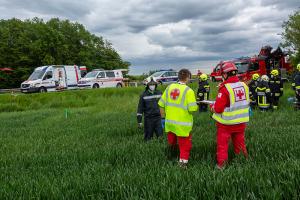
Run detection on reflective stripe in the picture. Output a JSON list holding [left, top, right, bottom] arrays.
[[159, 98, 166, 104], [221, 112, 249, 120], [188, 102, 198, 107], [180, 87, 190, 105], [296, 86, 300, 89], [143, 95, 162, 100], [224, 104, 249, 112], [274, 93, 280, 97], [137, 113, 142, 116], [257, 92, 266, 95], [165, 119, 192, 126], [165, 102, 187, 110]]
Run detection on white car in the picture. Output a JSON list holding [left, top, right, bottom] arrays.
[[21, 65, 83, 93], [144, 70, 178, 85], [78, 69, 124, 89]]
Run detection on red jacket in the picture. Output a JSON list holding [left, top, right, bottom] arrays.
[[211, 76, 246, 131]]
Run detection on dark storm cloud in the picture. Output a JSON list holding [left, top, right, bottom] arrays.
[[0, 0, 91, 20], [0, 0, 298, 73]]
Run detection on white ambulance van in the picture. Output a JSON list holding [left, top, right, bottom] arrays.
[[21, 65, 83, 93], [78, 69, 124, 89]]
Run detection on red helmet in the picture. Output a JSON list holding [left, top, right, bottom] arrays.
[[221, 62, 238, 74]]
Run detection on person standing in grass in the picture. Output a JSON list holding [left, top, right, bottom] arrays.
[[158, 69, 198, 169], [210, 62, 249, 169], [256, 75, 271, 111], [269, 69, 283, 110], [292, 64, 300, 110], [137, 78, 163, 141], [248, 73, 260, 109], [197, 73, 210, 112]]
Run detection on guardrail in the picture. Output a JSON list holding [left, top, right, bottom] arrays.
[[0, 88, 21, 94]]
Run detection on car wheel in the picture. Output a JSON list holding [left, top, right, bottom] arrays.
[[92, 83, 99, 89], [39, 87, 47, 93], [116, 83, 122, 88]]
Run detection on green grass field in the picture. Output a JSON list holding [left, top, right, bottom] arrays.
[[0, 83, 299, 199]]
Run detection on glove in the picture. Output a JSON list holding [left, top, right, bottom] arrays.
[[161, 118, 165, 129], [138, 123, 143, 129], [249, 107, 253, 117]]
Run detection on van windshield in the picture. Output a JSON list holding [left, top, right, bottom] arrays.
[[84, 71, 98, 78], [151, 72, 163, 77], [29, 70, 45, 80], [235, 62, 249, 74]]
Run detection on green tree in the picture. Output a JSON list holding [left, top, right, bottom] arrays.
[[282, 10, 300, 67], [0, 18, 130, 88]]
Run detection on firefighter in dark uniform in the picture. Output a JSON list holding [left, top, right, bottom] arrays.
[[197, 73, 210, 112], [269, 69, 283, 110], [248, 73, 260, 108], [292, 64, 300, 110], [256, 75, 271, 111], [137, 78, 163, 141]]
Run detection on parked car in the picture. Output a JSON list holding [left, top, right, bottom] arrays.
[[78, 69, 125, 89], [144, 70, 178, 85], [21, 65, 83, 93]]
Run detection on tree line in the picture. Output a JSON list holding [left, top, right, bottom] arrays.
[[0, 17, 130, 88]]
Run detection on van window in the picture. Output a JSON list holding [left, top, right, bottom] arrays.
[[97, 72, 105, 78], [215, 65, 220, 72], [170, 72, 177, 76], [161, 72, 169, 77], [43, 71, 53, 80], [106, 71, 115, 78]]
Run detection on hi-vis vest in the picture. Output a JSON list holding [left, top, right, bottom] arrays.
[[256, 87, 270, 108], [212, 82, 250, 125], [158, 83, 198, 137]]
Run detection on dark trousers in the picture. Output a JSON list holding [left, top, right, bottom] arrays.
[[271, 94, 280, 107], [198, 92, 209, 112], [296, 90, 300, 110], [144, 117, 163, 141]]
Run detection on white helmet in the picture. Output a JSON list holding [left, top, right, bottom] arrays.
[[261, 75, 269, 82]]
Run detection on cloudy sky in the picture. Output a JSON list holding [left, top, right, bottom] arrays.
[[0, 0, 299, 74]]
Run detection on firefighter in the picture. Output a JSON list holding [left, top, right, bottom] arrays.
[[158, 69, 198, 169], [137, 78, 163, 141], [248, 73, 260, 108], [292, 64, 300, 110], [256, 75, 271, 111], [269, 69, 283, 109], [210, 62, 249, 169], [197, 73, 210, 112]]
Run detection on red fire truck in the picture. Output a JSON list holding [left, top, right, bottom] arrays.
[[210, 46, 293, 82]]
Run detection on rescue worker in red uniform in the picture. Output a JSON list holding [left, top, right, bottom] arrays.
[[269, 69, 283, 110], [210, 62, 249, 169]]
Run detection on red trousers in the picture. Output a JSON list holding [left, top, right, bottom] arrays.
[[216, 124, 248, 167], [167, 132, 192, 161]]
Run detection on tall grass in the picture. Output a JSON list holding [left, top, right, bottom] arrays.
[[0, 83, 299, 199]]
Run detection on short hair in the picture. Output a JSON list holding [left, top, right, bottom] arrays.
[[178, 69, 191, 81]]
